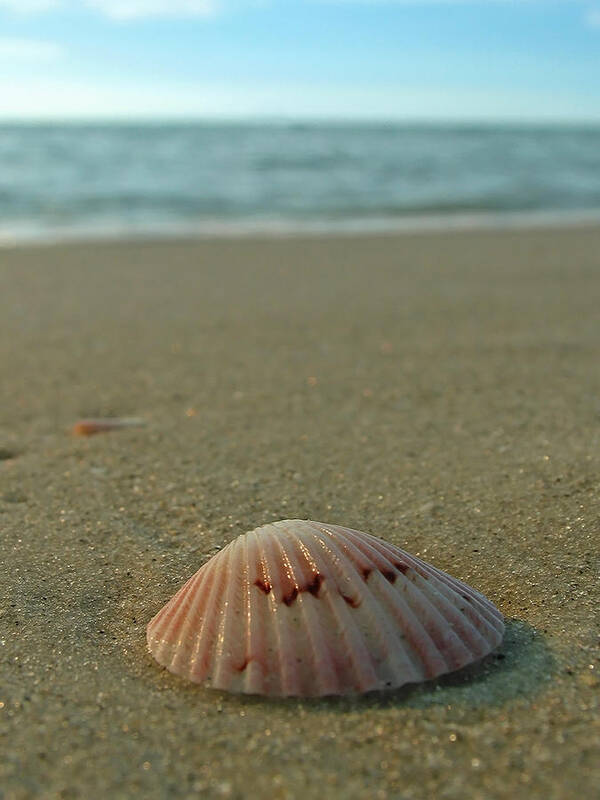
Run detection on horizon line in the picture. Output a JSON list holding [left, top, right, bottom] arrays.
[[1, 115, 600, 127]]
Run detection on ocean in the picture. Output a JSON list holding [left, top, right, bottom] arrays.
[[1, 122, 600, 244]]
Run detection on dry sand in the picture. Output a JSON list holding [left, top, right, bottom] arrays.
[[0, 226, 598, 799]]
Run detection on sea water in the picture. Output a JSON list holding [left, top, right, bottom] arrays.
[[1, 122, 599, 243]]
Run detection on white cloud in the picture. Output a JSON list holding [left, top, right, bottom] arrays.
[[0, 0, 594, 22], [0, 37, 63, 60], [586, 8, 600, 26], [84, 0, 217, 19], [320, 0, 588, 4], [0, 0, 60, 11], [0, 0, 218, 17]]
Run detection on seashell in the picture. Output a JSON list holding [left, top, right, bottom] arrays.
[[71, 417, 145, 436], [147, 520, 504, 697]]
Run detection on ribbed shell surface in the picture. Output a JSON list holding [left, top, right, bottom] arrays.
[[146, 520, 504, 697]]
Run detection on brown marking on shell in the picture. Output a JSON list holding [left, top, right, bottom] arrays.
[[381, 569, 397, 583], [279, 573, 324, 606], [341, 593, 361, 608], [394, 561, 409, 574], [461, 593, 473, 603], [361, 567, 372, 581], [236, 657, 253, 672], [282, 586, 299, 606], [254, 579, 271, 594], [306, 573, 324, 597]]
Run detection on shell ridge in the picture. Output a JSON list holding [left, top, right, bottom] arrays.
[[273, 523, 340, 695], [212, 536, 247, 690], [303, 522, 427, 685], [271, 528, 315, 695], [183, 544, 233, 682], [298, 520, 407, 692], [406, 573, 488, 664], [303, 520, 377, 603], [208, 541, 235, 684], [325, 523, 402, 556], [414, 570, 503, 650], [330, 524, 499, 616], [239, 532, 255, 694], [150, 558, 214, 636], [336, 528, 473, 624], [148, 567, 204, 648], [242, 530, 271, 695], [275, 522, 320, 602], [416, 562, 504, 638], [393, 572, 477, 671], [418, 562, 504, 633], [369, 565, 456, 677], [378, 578, 452, 677], [256, 525, 294, 696], [304, 520, 383, 583], [244, 528, 277, 694], [424, 575, 498, 653], [149, 560, 215, 667], [148, 569, 198, 632], [333, 524, 503, 638], [298, 523, 393, 692], [297, 525, 380, 691], [320, 523, 410, 582], [401, 549, 501, 618]]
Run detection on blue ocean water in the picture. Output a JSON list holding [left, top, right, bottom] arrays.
[[1, 122, 600, 243]]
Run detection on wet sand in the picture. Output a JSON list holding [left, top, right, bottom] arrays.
[[0, 226, 599, 799]]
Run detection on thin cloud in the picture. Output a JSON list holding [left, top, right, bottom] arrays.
[[85, 0, 217, 19], [0, 0, 593, 22], [586, 8, 600, 26], [0, 37, 63, 60], [0, 0, 218, 17], [319, 0, 587, 4], [0, 0, 60, 11]]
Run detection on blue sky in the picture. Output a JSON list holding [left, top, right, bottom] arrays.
[[0, 1, 599, 121]]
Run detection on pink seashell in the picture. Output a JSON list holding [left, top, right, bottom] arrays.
[[146, 520, 504, 697], [71, 417, 145, 436]]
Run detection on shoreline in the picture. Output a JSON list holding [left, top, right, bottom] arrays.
[[2, 207, 600, 249]]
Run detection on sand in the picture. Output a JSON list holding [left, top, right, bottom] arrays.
[[0, 225, 598, 799]]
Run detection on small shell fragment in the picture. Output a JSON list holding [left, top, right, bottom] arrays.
[[147, 520, 504, 697], [71, 418, 145, 436]]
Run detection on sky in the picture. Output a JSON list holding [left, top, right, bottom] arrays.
[[0, 1, 599, 121]]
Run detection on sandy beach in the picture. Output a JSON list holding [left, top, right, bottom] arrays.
[[1, 225, 598, 799]]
